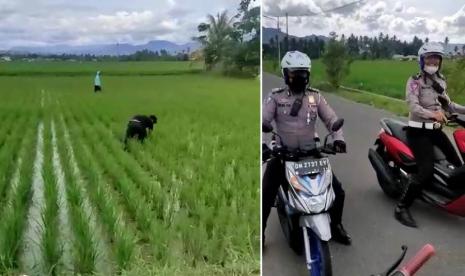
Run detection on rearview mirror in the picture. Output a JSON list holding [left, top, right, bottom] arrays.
[[331, 118, 344, 132]]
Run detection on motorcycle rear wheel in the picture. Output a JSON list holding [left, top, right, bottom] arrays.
[[375, 145, 402, 199]]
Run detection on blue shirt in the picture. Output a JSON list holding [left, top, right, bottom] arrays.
[[94, 72, 101, 86]]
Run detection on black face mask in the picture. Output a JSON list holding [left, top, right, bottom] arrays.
[[288, 73, 308, 94], [285, 69, 309, 94]]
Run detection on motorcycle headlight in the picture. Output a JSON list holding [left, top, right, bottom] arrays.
[[289, 175, 309, 193]]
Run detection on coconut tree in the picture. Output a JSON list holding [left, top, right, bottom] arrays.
[[194, 11, 235, 70]]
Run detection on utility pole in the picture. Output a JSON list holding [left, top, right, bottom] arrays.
[[277, 16, 280, 62], [264, 0, 364, 54], [286, 12, 289, 52]]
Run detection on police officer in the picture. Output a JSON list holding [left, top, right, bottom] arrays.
[[124, 114, 158, 145], [262, 51, 351, 245], [395, 42, 465, 227]]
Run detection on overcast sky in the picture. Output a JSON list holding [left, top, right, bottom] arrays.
[[263, 0, 465, 43], [0, 0, 249, 50]]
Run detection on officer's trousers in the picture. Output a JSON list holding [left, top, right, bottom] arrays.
[[399, 127, 462, 207]]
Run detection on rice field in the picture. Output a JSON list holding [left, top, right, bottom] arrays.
[[0, 62, 259, 275], [263, 59, 459, 100]]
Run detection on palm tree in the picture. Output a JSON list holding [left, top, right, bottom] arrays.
[[194, 11, 235, 70]]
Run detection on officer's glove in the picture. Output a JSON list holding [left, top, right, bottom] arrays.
[[333, 140, 347, 153]]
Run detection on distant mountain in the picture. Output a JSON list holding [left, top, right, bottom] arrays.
[[262, 27, 329, 45], [8, 40, 201, 56]]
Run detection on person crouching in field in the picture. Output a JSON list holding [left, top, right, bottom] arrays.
[[124, 115, 158, 147], [94, 71, 102, 92]]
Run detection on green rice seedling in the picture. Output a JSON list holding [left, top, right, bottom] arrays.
[[61, 109, 169, 264], [83, 114, 165, 217], [0, 63, 260, 273], [0, 115, 30, 205], [41, 116, 61, 275], [54, 122, 97, 273], [65, 184, 97, 274], [0, 119, 38, 272], [55, 114, 137, 273]]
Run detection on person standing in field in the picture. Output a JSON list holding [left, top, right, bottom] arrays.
[[94, 71, 102, 92]]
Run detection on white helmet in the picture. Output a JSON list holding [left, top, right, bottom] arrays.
[[281, 51, 311, 76], [418, 42, 444, 70]]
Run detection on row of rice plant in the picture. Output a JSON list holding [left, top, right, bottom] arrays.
[[0, 116, 38, 272], [66, 87, 259, 267], [54, 112, 138, 273], [63, 113, 168, 263], [40, 114, 62, 275]]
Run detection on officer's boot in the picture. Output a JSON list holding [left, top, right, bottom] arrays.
[[394, 178, 418, 228], [330, 223, 352, 245]]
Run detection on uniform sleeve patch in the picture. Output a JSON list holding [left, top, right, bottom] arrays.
[[409, 81, 419, 94], [308, 95, 315, 104]]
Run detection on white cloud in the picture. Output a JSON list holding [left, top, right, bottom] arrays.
[[0, 0, 240, 49], [393, 1, 404, 13], [406, 7, 417, 14], [263, 0, 465, 43], [264, 0, 323, 16]]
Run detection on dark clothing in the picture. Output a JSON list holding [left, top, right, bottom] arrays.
[[132, 115, 154, 131], [94, 85, 102, 92], [399, 127, 462, 207], [125, 121, 148, 143], [124, 115, 155, 144], [262, 157, 345, 230]]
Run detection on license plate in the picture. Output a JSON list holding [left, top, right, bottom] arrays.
[[294, 158, 329, 176]]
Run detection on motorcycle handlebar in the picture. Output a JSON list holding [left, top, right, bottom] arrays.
[[267, 144, 337, 160], [399, 244, 435, 276], [445, 113, 465, 127]]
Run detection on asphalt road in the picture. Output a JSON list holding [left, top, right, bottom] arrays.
[[262, 73, 465, 276]]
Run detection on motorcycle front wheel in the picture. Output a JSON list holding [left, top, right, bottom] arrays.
[[305, 228, 332, 276]]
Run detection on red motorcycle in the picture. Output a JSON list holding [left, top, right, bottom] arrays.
[[372, 244, 435, 276], [368, 113, 465, 216]]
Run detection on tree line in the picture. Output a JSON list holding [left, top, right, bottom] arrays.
[[263, 33, 465, 60], [4, 49, 189, 62]]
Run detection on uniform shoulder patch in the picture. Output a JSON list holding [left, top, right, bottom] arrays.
[[271, 87, 285, 94], [411, 73, 421, 80], [307, 87, 320, 93]]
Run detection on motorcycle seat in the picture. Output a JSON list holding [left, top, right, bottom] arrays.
[[381, 118, 409, 145], [381, 118, 457, 162]]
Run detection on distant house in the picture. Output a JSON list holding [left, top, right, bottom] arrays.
[[391, 54, 417, 61], [405, 55, 417, 61], [0, 56, 12, 62]]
